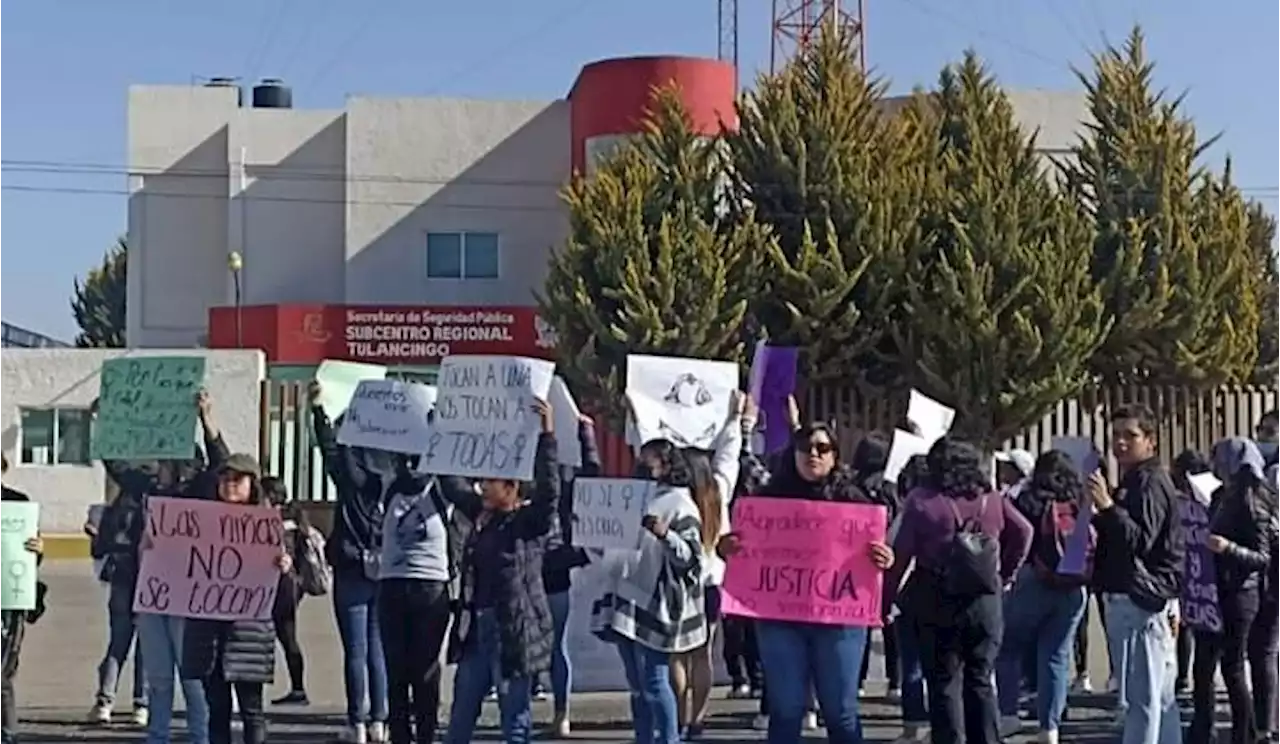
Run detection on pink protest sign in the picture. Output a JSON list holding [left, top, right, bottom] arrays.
[[133, 496, 284, 621], [722, 497, 887, 627]]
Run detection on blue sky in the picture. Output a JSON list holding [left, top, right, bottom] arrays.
[[3, 0, 1276, 341]]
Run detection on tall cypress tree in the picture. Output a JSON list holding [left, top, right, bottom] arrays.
[[893, 53, 1108, 449], [71, 238, 128, 348], [1064, 27, 1259, 385], [1246, 201, 1278, 384], [537, 87, 770, 425], [727, 24, 929, 385]]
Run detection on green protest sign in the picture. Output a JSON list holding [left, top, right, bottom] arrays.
[[90, 356, 207, 460], [1, 503, 39, 611]]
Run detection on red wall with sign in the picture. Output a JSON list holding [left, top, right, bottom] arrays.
[[208, 304, 557, 365]]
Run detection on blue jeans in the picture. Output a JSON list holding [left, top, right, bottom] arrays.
[[445, 611, 533, 744], [547, 591, 572, 715], [757, 620, 868, 744], [1103, 594, 1181, 744], [96, 580, 148, 709], [896, 615, 929, 724], [615, 637, 680, 744], [333, 571, 388, 726], [136, 613, 208, 744], [995, 570, 1087, 731]]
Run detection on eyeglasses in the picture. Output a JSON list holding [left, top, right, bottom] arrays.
[[796, 441, 836, 456]]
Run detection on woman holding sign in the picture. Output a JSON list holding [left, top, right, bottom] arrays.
[[718, 420, 896, 744], [1187, 438, 1277, 744], [441, 398, 560, 744]]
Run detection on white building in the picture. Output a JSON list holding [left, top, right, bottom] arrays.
[[1, 349, 265, 535]]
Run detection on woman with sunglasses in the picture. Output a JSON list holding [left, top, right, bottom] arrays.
[[719, 419, 895, 744]]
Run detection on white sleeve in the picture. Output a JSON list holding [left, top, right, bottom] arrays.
[[710, 412, 744, 513]]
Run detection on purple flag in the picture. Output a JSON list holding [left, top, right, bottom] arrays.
[[748, 342, 799, 454]]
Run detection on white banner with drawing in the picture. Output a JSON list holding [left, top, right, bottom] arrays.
[[422, 355, 555, 481], [625, 354, 738, 450], [336, 379, 437, 454], [572, 477, 654, 551]]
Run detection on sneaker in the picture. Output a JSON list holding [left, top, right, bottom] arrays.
[[484, 688, 499, 702], [532, 685, 548, 702], [728, 684, 752, 699], [1072, 674, 1093, 693], [858, 686, 867, 697], [550, 713, 571, 737], [368, 721, 388, 743], [1038, 729, 1060, 744], [803, 711, 819, 731], [87, 703, 112, 724], [130, 707, 149, 727], [339, 723, 368, 744], [886, 686, 902, 703], [892, 724, 929, 744], [752, 714, 770, 730], [999, 715, 1024, 737]]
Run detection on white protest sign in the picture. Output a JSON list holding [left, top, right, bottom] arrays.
[[423, 355, 555, 481], [626, 354, 738, 450], [549, 376, 582, 468], [1187, 471, 1222, 507], [336, 380, 437, 454], [907, 390, 955, 446], [315, 360, 387, 420], [573, 477, 654, 550], [885, 428, 932, 484]]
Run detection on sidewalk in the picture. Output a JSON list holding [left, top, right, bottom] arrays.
[[14, 561, 1119, 742]]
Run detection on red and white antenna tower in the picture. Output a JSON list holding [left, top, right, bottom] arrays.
[[770, 0, 866, 73]]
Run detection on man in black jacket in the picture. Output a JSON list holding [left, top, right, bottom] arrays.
[[1088, 404, 1185, 744]]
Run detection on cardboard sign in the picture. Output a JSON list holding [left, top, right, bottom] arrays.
[[1, 503, 39, 611], [133, 497, 284, 621], [336, 379, 437, 454], [722, 497, 887, 627], [91, 356, 206, 460], [572, 477, 655, 551], [1179, 498, 1222, 632]]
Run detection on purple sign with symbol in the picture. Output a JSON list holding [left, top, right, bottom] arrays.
[[1179, 499, 1222, 632], [748, 342, 799, 455]]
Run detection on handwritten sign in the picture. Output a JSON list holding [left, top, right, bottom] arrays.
[[722, 498, 887, 627], [316, 359, 387, 419], [1179, 498, 1221, 632], [573, 478, 655, 550], [91, 357, 206, 460], [1, 503, 40, 611], [133, 497, 284, 621], [422, 355, 555, 480], [337, 379, 437, 454]]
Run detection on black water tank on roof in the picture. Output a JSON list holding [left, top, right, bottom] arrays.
[[203, 76, 243, 106], [252, 79, 293, 109]]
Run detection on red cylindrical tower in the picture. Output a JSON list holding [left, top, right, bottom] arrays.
[[568, 55, 737, 175]]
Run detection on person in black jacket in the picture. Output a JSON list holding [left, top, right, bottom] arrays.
[[1252, 463, 1280, 743], [1186, 438, 1278, 744], [850, 434, 901, 698], [442, 398, 559, 744], [537, 414, 600, 737], [307, 382, 390, 744], [1087, 404, 1185, 744], [181, 454, 292, 744]]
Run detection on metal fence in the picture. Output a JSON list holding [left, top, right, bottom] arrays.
[[259, 380, 1277, 503]]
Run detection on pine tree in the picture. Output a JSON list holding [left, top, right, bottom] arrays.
[[726, 24, 930, 385], [537, 87, 771, 425], [71, 238, 127, 347], [1063, 27, 1259, 385], [1246, 201, 1278, 384], [893, 53, 1108, 449]]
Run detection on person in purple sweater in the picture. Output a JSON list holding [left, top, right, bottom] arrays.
[[885, 437, 1033, 744]]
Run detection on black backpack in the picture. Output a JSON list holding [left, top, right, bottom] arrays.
[[938, 493, 1002, 597]]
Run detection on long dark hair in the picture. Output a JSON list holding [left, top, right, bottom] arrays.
[[924, 437, 989, 500], [638, 439, 694, 489], [684, 450, 722, 553], [1015, 450, 1084, 523]]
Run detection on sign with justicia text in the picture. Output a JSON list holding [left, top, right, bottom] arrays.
[[420, 355, 555, 481], [722, 497, 887, 627], [133, 497, 284, 621]]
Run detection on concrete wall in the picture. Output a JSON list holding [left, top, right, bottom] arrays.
[[126, 85, 569, 349], [0, 349, 266, 534]]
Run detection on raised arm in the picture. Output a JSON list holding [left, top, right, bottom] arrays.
[[307, 382, 366, 492], [518, 400, 560, 539], [196, 389, 229, 470], [577, 417, 602, 477]]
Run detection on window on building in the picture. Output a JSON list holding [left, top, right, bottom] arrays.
[[18, 408, 92, 466], [426, 232, 500, 279]]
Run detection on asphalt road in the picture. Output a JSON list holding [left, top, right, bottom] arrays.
[[13, 561, 1136, 742]]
